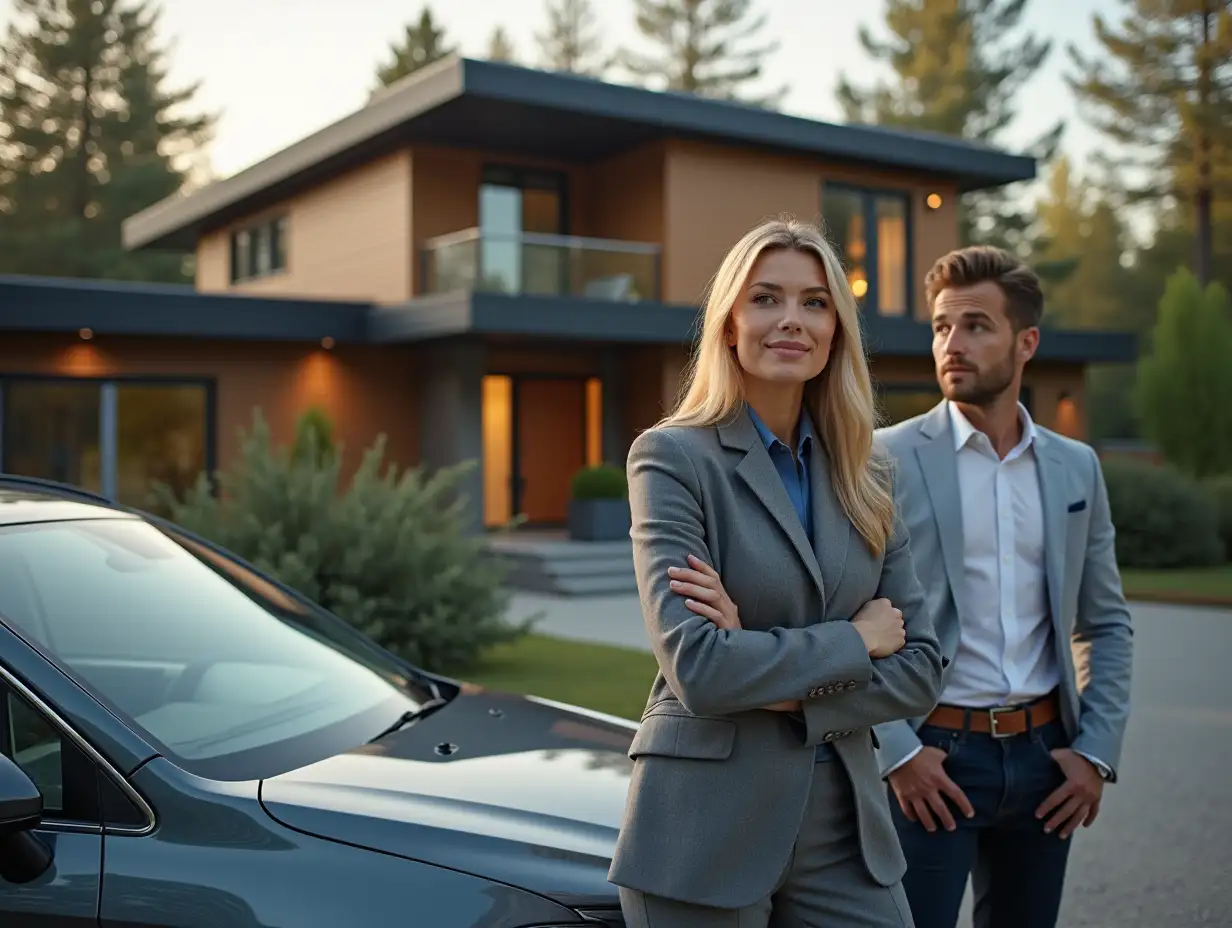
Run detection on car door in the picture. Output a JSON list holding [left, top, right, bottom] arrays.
[[0, 674, 103, 927]]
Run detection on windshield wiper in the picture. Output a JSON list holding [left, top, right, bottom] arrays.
[[367, 697, 451, 744]]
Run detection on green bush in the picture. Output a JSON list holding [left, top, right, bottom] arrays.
[[154, 409, 528, 673], [1205, 474, 1232, 560], [292, 405, 336, 467], [570, 464, 628, 500], [1102, 456, 1224, 569]]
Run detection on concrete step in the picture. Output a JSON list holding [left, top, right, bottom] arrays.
[[488, 535, 637, 596]]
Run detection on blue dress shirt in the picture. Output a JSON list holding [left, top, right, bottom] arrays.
[[746, 405, 836, 763]]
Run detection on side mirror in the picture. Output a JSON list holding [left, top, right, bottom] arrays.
[[0, 753, 52, 884]]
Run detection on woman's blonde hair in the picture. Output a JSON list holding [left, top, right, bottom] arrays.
[[660, 216, 895, 556]]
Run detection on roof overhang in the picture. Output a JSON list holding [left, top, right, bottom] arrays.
[[0, 275, 369, 342], [0, 276, 1135, 364], [123, 56, 1037, 252]]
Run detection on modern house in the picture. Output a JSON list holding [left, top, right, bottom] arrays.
[[0, 56, 1135, 533]]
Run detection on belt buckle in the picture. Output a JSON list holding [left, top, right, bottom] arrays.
[[987, 706, 1016, 739]]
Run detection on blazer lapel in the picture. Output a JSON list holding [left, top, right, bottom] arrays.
[[913, 402, 969, 618], [809, 441, 849, 611], [1033, 432, 1068, 631], [719, 412, 827, 605]]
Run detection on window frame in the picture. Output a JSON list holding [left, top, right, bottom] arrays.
[[0, 662, 155, 837], [821, 182, 914, 319], [0, 374, 217, 504], [229, 214, 289, 284]]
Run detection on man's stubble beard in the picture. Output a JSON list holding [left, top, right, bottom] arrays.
[[940, 345, 1017, 408]]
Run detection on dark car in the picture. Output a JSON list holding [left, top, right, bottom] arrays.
[[0, 476, 636, 927]]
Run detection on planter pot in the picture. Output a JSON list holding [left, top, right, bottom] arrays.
[[567, 498, 632, 542]]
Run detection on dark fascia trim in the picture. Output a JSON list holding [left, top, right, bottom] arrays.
[[461, 59, 1036, 191], [862, 314, 1139, 363], [0, 275, 369, 342], [122, 56, 1035, 251]]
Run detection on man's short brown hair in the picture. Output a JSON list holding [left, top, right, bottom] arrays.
[[925, 245, 1044, 331]]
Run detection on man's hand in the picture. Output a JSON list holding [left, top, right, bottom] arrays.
[[669, 554, 741, 630], [851, 597, 905, 658], [887, 746, 975, 833], [1035, 749, 1104, 839]]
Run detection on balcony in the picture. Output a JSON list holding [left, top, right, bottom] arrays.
[[421, 229, 661, 302]]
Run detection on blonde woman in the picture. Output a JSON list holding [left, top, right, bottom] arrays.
[[607, 217, 944, 927]]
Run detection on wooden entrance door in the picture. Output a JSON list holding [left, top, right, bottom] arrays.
[[515, 378, 586, 524]]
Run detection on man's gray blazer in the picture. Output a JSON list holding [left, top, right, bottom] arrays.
[[873, 401, 1133, 779], [607, 410, 945, 910]]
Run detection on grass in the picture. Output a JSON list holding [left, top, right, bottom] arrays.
[[462, 633, 659, 720], [1120, 564, 1232, 603]]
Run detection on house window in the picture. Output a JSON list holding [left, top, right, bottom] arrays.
[[0, 378, 212, 508], [822, 185, 910, 317], [230, 215, 288, 283], [877, 383, 943, 426]]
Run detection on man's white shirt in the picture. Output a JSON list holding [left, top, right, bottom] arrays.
[[887, 402, 1111, 778]]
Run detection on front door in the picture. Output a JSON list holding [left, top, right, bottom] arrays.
[[515, 379, 586, 525]]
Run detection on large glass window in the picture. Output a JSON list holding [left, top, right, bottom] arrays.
[[0, 518, 429, 781], [878, 383, 944, 426], [0, 379, 210, 507], [478, 166, 566, 296], [823, 184, 910, 317]]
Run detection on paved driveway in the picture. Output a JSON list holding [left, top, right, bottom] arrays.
[[510, 595, 1232, 926]]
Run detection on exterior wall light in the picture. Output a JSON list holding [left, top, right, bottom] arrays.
[[79, 327, 93, 340], [320, 336, 335, 350], [925, 193, 943, 210]]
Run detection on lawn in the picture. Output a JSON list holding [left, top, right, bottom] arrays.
[[1120, 565, 1232, 603], [462, 634, 659, 721]]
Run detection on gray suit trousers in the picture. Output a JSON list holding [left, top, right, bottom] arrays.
[[618, 762, 915, 927]]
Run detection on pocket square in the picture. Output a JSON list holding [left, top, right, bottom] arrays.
[[1067, 500, 1087, 513]]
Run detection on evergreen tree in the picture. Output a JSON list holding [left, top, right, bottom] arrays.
[[536, 0, 608, 76], [1136, 268, 1232, 478], [836, 0, 1060, 249], [486, 26, 517, 63], [619, 0, 787, 106], [1068, 1, 1232, 287], [0, 0, 213, 281], [375, 6, 455, 88]]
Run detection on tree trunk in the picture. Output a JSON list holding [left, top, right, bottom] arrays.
[[1195, 3, 1214, 287]]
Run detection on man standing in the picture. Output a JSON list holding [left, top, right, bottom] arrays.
[[874, 245, 1134, 928]]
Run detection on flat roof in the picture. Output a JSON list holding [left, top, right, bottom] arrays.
[[0, 275, 1136, 365], [123, 56, 1037, 251]]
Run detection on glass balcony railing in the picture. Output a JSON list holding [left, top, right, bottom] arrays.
[[421, 229, 662, 302]]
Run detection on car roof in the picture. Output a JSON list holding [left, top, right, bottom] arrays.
[[0, 476, 137, 527]]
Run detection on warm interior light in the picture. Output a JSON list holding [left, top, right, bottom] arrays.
[[851, 277, 869, 299], [926, 193, 943, 210], [79, 327, 93, 340], [320, 336, 335, 350]]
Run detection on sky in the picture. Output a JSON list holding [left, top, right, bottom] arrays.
[[136, 0, 1120, 184]]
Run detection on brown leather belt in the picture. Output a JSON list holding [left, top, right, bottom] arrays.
[[925, 692, 1060, 738]]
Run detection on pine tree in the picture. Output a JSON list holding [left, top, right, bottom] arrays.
[[1068, 0, 1232, 287], [836, 0, 1059, 249], [486, 26, 517, 63], [619, 0, 787, 107], [536, 0, 608, 76], [375, 6, 455, 88], [0, 0, 213, 281]]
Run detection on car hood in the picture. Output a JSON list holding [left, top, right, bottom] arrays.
[[260, 686, 636, 908]]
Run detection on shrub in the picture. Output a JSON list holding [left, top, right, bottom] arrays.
[[1205, 474, 1232, 560], [570, 464, 628, 500], [154, 409, 528, 673], [1101, 456, 1224, 569]]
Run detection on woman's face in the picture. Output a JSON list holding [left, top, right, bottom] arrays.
[[726, 247, 838, 387]]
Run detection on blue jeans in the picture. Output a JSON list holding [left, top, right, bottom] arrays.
[[891, 718, 1073, 928]]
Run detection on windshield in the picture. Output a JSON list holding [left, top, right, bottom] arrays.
[[0, 516, 430, 780]]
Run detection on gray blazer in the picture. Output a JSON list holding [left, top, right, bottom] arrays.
[[607, 410, 945, 910], [873, 402, 1134, 779]]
